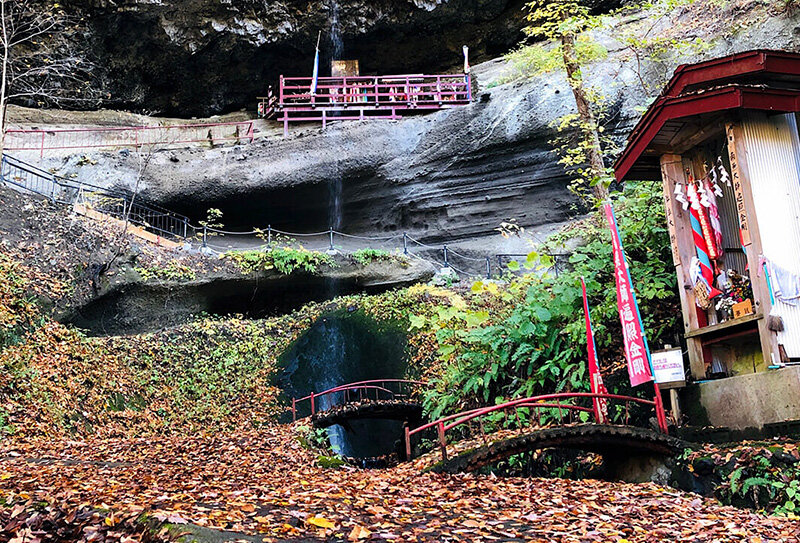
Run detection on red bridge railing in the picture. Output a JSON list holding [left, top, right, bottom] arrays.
[[263, 73, 472, 136], [5, 121, 255, 158], [404, 392, 664, 462], [291, 379, 428, 422]]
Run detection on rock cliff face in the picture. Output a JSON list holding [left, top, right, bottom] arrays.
[[56, 64, 589, 240], [43, 1, 800, 242], [74, 0, 529, 116]]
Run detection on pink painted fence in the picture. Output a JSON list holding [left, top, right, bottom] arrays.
[[5, 121, 255, 158], [263, 73, 472, 135]]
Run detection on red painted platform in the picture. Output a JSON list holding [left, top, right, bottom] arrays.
[[260, 73, 472, 135]]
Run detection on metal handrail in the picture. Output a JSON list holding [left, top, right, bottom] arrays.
[[1, 154, 191, 241], [404, 392, 660, 462], [1, 155, 569, 279], [291, 379, 428, 421]]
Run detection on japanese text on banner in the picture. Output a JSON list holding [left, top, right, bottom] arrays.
[[604, 203, 654, 387]]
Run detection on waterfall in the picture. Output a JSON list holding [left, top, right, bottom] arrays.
[[315, 318, 348, 454], [327, 0, 343, 237], [279, 310, 410, 459], [329, 0, 343, 61], [328, 177, 343, 231], [324, 0, 345, 453]]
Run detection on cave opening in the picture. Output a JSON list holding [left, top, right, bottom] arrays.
[[277, 309, 411, 459], [81, 1, 530, 117], [161, 173, 402, 235]]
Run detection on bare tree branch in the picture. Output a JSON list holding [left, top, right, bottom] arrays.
[[1, 0, 100, 149]]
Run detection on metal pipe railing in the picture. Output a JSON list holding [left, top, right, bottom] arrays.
[[1, 154, 572, 277], [1, 154, 191, 241], [5, 121, 255, 158], [291, 379, 428, 421], [404, 392, 661, 462]]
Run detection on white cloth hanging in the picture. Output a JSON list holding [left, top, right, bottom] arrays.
[[769, 260, 800, 306]]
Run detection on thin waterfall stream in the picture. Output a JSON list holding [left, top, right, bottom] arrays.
[[327, 0, 344, 236], [276, 2, 413, 463]]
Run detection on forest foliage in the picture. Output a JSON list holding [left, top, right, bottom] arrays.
[[414, 182, 681, 422]]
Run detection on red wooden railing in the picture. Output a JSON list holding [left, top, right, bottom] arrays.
[[404, 392, 665, 462], [280, 74, 471, 108], [291, 379, 428, 422], [262, 73, 472, 135], [5, 121, 255, 158]]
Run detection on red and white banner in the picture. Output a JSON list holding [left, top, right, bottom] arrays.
[[604, 203, 655, 387], [581, 277, 609, 423]]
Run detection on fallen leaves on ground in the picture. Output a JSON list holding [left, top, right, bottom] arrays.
[[0, 499, 160, 543], [2, 425, 798, 542]]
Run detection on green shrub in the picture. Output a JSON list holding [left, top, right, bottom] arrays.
[[225, 246, 334, 275], [352, 248, 394, 266], [681, 444, 800, 517], [134, 261, 196, 282], [421, 182, 681, 422]]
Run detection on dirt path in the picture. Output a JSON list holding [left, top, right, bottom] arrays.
[[1, 427, 797, 542]]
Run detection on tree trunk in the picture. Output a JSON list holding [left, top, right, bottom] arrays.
[[561, 30, 608, 202], [0, 0, 9, 154]]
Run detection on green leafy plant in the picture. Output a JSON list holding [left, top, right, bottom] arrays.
[[683, 443, 800, 517], [352, 248, 394, 266], [134, 261, 196, 282], [421, 182, 680, 424], [225, 246, 334, 275], [316, 454, 347, 469], [0, 406, 14, 436], [197, 208, 224, 240]]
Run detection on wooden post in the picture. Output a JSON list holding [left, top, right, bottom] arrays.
[[726, 122, 779, 367], [404, 425, 412, 460], [292, 398, 297, 422], [438, 421, 448, 461], [669, 388, 681, 424], [660, 154, 706, 378], [310, 392, 315, 415]]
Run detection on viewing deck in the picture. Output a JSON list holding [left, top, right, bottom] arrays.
[[260, 73, 472, 135]]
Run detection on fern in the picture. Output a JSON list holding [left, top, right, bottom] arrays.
[[729, 466, 744, 493], [741, 477, 774, 497]]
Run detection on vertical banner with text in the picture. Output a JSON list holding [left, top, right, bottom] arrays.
[[603, 203, 655, 387], [581, 277, 609, 423]]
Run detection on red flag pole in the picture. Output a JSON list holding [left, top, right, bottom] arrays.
[[580, 276, 608, 424]]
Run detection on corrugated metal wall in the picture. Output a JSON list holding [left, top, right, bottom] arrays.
[[741, 112, 800, 358]]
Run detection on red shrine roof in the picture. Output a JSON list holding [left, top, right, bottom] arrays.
[[614, 50, 800, 181]]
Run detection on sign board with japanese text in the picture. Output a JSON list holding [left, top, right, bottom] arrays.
[[651, 348, 686, 388], [726, 124, 752, 246]]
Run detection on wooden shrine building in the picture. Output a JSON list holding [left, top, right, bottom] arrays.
[[614, 50, 800, 430]]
